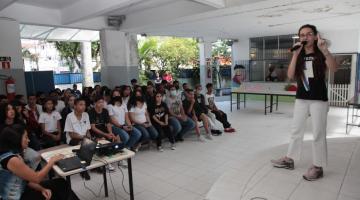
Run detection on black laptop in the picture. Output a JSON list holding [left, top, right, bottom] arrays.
[[56, 138, 97, 172]]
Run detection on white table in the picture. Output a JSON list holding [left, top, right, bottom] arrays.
[[41, 143, 136, 200]]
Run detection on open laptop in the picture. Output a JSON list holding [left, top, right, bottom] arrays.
[[56, 138, 97, 172]]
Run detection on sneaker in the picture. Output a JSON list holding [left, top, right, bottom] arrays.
[[170, 143, 176, 150], [270, 157, 294, 170], [303, 166, 323, 181], [224, 128, 236, 133], [157, 146, 164, 152], [118, 160, 128, 168], [106, 164, 116, 172], [205, 134, 213, 140], [197, 135, 206, 142], [211, 130, 222, 136]]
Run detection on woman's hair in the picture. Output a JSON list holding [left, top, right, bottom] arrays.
[[0, 103, 19, 124], [110, 96, 122, 105], [0, 124, 26, 153], [42, 98, 56, 112], [294, 24, 326, 80], [127, 93, 145, 110], [153, 91, 163, 103], [120, 85, 131, 97]]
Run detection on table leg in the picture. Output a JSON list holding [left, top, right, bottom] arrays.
[[270, 95, 273, 113], [276, 95, 279, 110], [237, 93, 240, 110], [346, 104, 349, 134], [102, 166, 108, 197], [127, 158, 134, 200], [230, 93, 233, 112], [264, 94, 267, 115], [244, 94, 246, 108], [66, 176, 71, 188]]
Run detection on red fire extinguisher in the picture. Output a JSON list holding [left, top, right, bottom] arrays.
[[5, 77, 16, 101]]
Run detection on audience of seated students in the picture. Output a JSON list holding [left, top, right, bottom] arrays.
[[61, 95, 76, 142], [38, 98, 62, 148], [128, 92, 159, 151], [166, 85, 196, 142], [149, 91, 176, 151], [205, 83, 235, 133], [182, 89, 213, 141], [145, 84, 156, 106], [0, 124, 79, 200], [49, 90, 65, 113], [194, 84, 222, 135]]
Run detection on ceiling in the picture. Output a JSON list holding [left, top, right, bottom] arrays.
[[1, 0, 360, 40]]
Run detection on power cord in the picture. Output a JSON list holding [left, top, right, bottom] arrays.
[[82, 176, 104, 198], [117, 162, 130, 194]]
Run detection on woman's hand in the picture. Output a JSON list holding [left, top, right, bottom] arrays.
[[317, 34, 329, 54], [292, 41, 303, 56], [48, 154, 64, 165], [41, 188, 52, 200]]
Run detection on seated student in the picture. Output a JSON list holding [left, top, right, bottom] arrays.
[[166, 85, 196, 142], [194, 84, 222, 135], [49, 90, 65, 113], [0, 124, 79, 200], [205, 83, 235, 133], [182, 89, 213, 141], [120, 85, 131, 106], [38, 98, 62, 148], [72, 84, 81, 98], [0, 94, 8, 104], [149, 92, 176, 151], [24, 94, 43, 150], [108, 96, 142, 151], [64, 98, 91, 180], [61, 95, 76, 143], [180, 83, 189, 101], [0, 103, 40, 170], [128, 94, 159, 151], [145, 84, 156, 107]]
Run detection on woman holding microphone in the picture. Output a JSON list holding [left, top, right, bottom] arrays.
[[271, 24, 337, 181]]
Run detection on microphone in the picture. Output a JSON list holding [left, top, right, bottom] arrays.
[[290, 41, 307, 52]]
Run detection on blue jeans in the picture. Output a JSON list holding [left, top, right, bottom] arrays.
[[112, 126, 142, 149], [169, 116, 196, 138], [134, 124, 159, 142]]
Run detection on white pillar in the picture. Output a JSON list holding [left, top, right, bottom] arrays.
[[100, 30, 139, 88], [81, 41, 94, 87], [198, 38, 213, 89], [0, 18, 27, 96]]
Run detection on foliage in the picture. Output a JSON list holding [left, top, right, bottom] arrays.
[[212, 39, 231, 57]]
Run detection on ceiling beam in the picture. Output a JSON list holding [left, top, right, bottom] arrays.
[[61, 0, 144, 25], [0, 0, 17, 11], [192, 0, 225, 8]]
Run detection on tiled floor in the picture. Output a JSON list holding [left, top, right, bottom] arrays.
[[68, 100, 360, 200]]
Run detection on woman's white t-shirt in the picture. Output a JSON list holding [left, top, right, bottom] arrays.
[[129, 103, 147, 124], [38, 111, 62, 132], [108, 104, 128, 126]]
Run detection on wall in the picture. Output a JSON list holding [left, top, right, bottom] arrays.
[[323, 29, 359, 54], [0, 18, 23, 69]]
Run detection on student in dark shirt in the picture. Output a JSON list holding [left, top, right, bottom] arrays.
[[149, 92, 176, 151], [88, 96, 120, 143], [182, 89, 212, 141]]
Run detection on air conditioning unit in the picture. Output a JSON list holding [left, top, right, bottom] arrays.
[[107, 15, 126, 29]]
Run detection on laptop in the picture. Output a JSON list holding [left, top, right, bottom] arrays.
[[56, 138, 97, 172]]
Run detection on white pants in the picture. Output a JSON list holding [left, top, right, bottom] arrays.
[[286, 99, 328, 167], [206, 112, 222, 130]]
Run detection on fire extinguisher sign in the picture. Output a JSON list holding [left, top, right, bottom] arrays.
[[0, 57, 11, 69]]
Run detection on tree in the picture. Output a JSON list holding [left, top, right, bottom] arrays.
[[138, 37, 158, 71], [212, 39, 231, 57], [54, 42, 81, 72], [91, 41, 101, 71]]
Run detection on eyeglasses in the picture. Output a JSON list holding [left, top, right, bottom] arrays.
[[299, 32, 314, 38]]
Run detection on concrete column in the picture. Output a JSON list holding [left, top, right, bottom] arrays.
[[81, 41, 94, 87], [198, 38, 213, 89], [0, 18, 27, 96], [100, 30, 139, 88]]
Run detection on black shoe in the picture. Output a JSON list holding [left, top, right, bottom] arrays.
[[80, 171, 91, 180], [211, 130, 222, 136], [175, 136, 184, 142]]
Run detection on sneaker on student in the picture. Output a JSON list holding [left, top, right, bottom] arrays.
[[118, 160, 128, 168], [197, 135, 206, 142], [270, 157, 294, 170], [205, 133, 213, 140], [303, 166, 323, 181], [170, 143, 176, 150], [157, 146, 164, 152], [211, 130, 222, 136], [107, 164, 116, 172]]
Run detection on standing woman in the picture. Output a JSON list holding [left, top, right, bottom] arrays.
[[271, 24, 337, 181]]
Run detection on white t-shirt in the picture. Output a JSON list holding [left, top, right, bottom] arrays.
[[38, 111, 62, 132], [55, 100, 66, 113], [129, 103, 147, 124], [166, 97, 182, 116], [108, 104, 128, 126], [122, 96, 130, 106], [204, 93, 216, 109], [64, 112, 91, 144]]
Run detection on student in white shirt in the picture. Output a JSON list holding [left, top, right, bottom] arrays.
[[38, 98, 62, 148], [128, 95, 159, 150]]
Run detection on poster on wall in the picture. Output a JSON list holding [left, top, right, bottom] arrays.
[[0, 57, 11, 69], [232, 64, 246, 87]]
